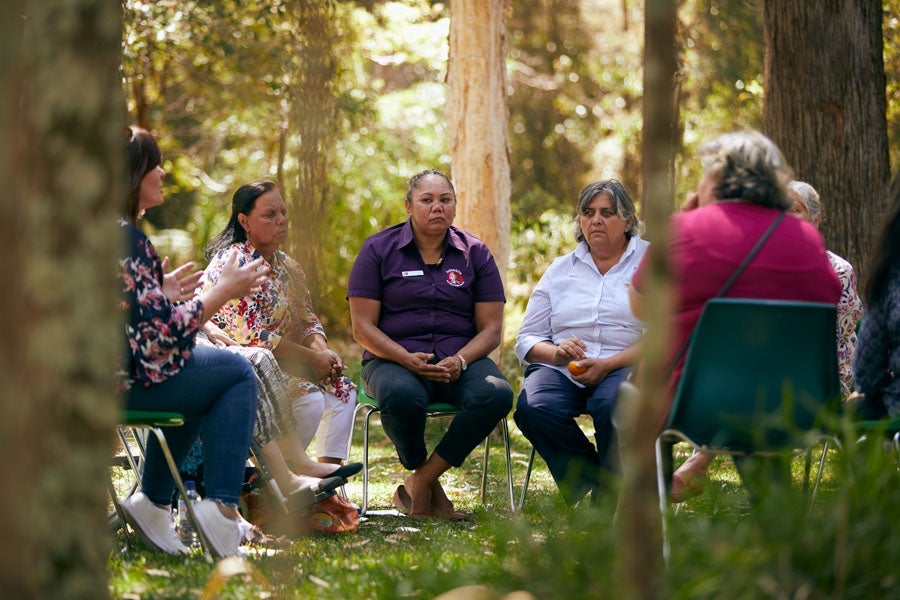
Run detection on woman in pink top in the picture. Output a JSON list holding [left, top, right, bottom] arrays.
[[630, 131, 841, 502]]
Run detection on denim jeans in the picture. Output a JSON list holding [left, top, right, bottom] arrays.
[[125, 346, 257, 506], [362, 357, 512, 469], [514, 363, 630, 504]]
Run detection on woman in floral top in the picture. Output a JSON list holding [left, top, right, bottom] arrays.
[[198, 180, 359, 495], [119, 126, 269, 558], [787, 180, 864, 397]]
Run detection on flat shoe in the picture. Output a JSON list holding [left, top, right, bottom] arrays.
[[329, 462, 363, 480]]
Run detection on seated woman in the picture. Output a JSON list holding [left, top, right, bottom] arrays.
[[787, 180, 864, 398], [853, 174, 900, 418], [347, 169, 513, 519], [514, 180, 649, 505], [630, 131, 841, 502], [119, 126, 269, 557], [197, 180, 361, 498]]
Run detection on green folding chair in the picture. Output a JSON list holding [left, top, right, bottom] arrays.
[[655, 299, 842, 561], [349, 388, 516, 515], [110, 410, 212, 556]]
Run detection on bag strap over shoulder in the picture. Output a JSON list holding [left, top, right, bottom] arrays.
[[669, 211, 786, 372]]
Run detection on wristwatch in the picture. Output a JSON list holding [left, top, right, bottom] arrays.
[[457, 354, 468, 371]]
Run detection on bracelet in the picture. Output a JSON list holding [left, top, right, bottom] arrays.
[[457, 354, 468, 372]]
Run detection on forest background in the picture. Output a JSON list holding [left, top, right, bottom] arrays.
[[126, 0, 900, 389], [0, 1, 897, 597]]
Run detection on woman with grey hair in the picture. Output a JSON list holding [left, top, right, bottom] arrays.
[[514, 179, 649, 505], [788, 180, 863, 398], [630, 131, 841, 503]]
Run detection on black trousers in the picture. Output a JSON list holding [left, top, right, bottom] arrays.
[[362, 357, 513, 469]]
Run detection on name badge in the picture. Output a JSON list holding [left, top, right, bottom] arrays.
[[402, 270, 424, 277]]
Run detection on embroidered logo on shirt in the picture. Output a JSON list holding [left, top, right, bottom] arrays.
[[445, 269, 464, 287]]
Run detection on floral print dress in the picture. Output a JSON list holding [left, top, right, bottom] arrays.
[[198, 242, 354, 444], [828, 251, 864, 398]]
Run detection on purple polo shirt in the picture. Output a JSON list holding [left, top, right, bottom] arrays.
[[347, 220, 506, 361]]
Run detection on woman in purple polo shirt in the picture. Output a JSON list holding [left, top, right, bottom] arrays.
[[347, 169, 513, 519]]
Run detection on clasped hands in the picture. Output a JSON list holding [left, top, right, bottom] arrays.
[[554, 337, 610, 385], [405, 352, 463, 383]]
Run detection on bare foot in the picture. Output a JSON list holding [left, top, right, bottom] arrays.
[[404, 475, 434, 518], [431, 480, 467, 521], [283, 474, 323, 495]]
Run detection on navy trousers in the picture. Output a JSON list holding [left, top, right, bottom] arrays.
[[514, 363, 629, 505]]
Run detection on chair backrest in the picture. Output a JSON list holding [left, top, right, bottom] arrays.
[[665, 299, 841, 452]]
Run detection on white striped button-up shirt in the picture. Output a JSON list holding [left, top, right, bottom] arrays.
[[515, 236, 649, 384]]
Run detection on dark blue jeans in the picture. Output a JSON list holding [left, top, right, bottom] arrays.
[[514, 363, 630, 505], [125, 346, 257, 506], [362, 357, 513, 469]]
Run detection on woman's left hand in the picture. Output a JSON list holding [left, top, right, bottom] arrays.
[[570, 357, 612, 386], [311, 349, 344, 384], [161, 257, 204, 303], [436, 355, 465, 382]]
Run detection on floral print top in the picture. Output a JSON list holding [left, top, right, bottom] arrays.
[[199, 241, 354, 401], [119, 222, 203, 387], [828, 250, 864, 397], [853, 266, 900, 417]]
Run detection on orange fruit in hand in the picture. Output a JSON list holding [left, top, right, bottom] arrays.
[[568, 361, 587, 376]]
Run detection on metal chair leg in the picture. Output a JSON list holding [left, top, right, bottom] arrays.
[[249, 441, 288, 513], [145, 426, 212, 558], [480, 423, 490, 505], [655, 438, 671, 566], [361, 406, 375, 516], [502, 418, 515, 511], [517, 446, 536, 511]]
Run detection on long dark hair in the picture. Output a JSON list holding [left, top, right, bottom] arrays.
[[863, 173, 900, 307], [125, 125, 162, 224], [205, 180, 278, 260]]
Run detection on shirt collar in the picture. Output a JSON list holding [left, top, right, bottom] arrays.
[[572, 235, 643, 266]]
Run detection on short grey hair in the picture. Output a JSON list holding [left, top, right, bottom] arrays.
[[574, 179, 642, 243], [787, 180, 822, 224], [697, 130, 793, 210]]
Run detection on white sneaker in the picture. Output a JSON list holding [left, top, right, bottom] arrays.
[[192, 499, 242, 557], [121, 492, 189, 555]]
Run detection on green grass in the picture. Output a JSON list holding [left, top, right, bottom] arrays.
[[108, 415, 900, 599]]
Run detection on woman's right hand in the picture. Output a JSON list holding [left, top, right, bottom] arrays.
[[403, 352, 452, 383], [554, 338, 587, 365], [217, 253, 269, 299]]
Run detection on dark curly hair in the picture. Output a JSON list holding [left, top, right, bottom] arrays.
[[697, 131, 793, 210]]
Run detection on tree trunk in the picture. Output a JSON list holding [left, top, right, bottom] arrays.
[[447, 0, 512, 292], [763, 0, 889, 282], [285, 0, 337, 309], [0, 1, 123, 597], [616, 0, 679, 598]]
